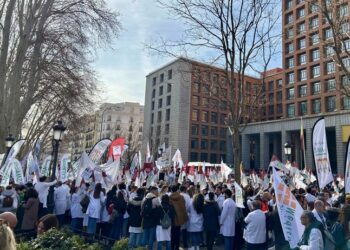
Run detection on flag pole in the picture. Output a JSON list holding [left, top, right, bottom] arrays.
[[301, 117, 307, 171]]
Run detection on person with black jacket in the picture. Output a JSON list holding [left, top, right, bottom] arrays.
[[127, 188, 144, 249], [203, 192, 221, 250], [156, 194, 176, 250], [110, 190, 127, 241]]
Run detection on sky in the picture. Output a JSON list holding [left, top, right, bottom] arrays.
[[93, 0, 282, 106]]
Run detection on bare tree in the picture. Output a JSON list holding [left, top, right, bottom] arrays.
[[149, 0, 279, 182], [0, 0, 120, 152]]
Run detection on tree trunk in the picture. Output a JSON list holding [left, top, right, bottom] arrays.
[[233, 128, 241, 184]]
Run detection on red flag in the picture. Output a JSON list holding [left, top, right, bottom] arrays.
[[107, 137, 125, 161]]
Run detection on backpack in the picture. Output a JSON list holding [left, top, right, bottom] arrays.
[[80, 194, 90, 213], [142, 197, 154, 218], [160, 206, 171, 229], [3, 195, 13, 208]]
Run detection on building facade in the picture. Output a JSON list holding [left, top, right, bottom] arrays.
[[143, 58, 260, 163]]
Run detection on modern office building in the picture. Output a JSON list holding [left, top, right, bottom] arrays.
[[240, 0, 350, 173], [143, 58, 260, 163]]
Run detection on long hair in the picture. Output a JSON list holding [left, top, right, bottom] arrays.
[[0, 221, 16, 250], [193, 193, 204, 214], [93, 183, 102, 199]]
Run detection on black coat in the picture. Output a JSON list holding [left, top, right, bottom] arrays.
[[127, 197, 143, 227], [141, 195, 159, 229], [203, 200, 221, 231]]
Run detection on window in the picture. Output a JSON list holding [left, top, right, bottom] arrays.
[[152, 89, 156, 98], [277, 104, 283, 113], [310, 3, 318, 13], [342, 40, 350, 52], [299, 22, 306, 34], [210, 140, 218, 150], [202, 97, 209, 107], [268, 81, 274, 91], [220, 114, 226, 124], [166, 95, 171, 106], [287, 57, 294, 68], [191, 139, 198, 149], [312, 49, 320, 61], [343, 97, 350, 109], [312, 65, 320, 78], [192, 124, 199, 135], [287, 28, 294, 39], [277, 91, 282, 101], [201, 140, 208, 150], [340, 5, 349, 17], [192, 95, 199, 106], [200, 153, 208, 162], [327, 78, 336, 91], [310, 17, 319, 29], [211, 127, 218, 136], [342, 75, 350, 86], [287, 88, 295, 99], [193, 83, 199, 92], [158, 98, 162, 108], [299, 69, 307, 81], [159, 86, 163, 96], [326, 62, 335, 74], [299, 85, 307, 97], [166, 109, 170, 121], [168, 69, 172, 80], [192, 109, 199, 121], [152, 77, 156, 86], [299, 38, 306, 49], [312, 82, 321, 94], [286, 13, 293, 24], [287, 43, 294, 53], [190, 152, 198, 161], [311, 33, 320, 45], [286, 0, 292, 9], [287, 72, 294, 84], [298, 8, 305, 18], [343, 58, 350, 68], [300, 101, 307, 115], [201, 111, 208, 122], [167, 84, 172, 93], [155, 113, 162, 126], [325, 45, 334, 57], [312, 99, 321, 114], [211, 112, 218, 123], [201, 125, 208, 136], [151, 101, 155, 110], [219, 141, 226, 151], [269, 93, 274, 103], [327, 96, 336, 112], [220, 128, 227, 138], [341, 22, 350, 34], [210, 154, 217, 163], [151, 113, 154, 124], [287, 104, 295, 118], [277, 79, 283, 87], [325, 28, 333, 40], [160, 73, 164, 82], [299, 53, 306, 65]]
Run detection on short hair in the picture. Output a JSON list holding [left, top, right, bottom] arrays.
[[180, 185, 187, 192], [252, 200, 262, 210], [118, 183, 126, 190], [303, 210, 316, 223], [38, 214, 59, 231], [136, 188, 144, 197], [208, 192, 215, 201], [225, 189, 232, 198], [0, 220, 16, 249], [171, 185, 179, 193]]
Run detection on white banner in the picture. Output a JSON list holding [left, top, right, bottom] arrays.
[[172, 149, 184, 168], [312, 118, 333, 189], [89, 139, 112, 163], [273, 167, 304, 248], [234, 182, 245, 208], [41, 156, 51, 177], [60, 154, 70, 182], [345, 136, 350, 193], [0, 158, 14, 186], [11, 159, 25, 184], [7, 139, 26, 161], [220, 160, 232, 180]]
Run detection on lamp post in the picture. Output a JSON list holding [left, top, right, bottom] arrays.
[[47, 120, 66, 213], [1, 134, 15, 167], [284, 142, 292, 162]]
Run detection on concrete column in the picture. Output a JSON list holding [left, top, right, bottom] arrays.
[[259, 133, 269, 169], [305, 128, 313, 170], [241, 134, 250, 169], [336, 125, 345, 174]]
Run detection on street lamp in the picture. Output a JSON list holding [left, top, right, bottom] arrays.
[[284, 142, 292, 162], [47, 120, 66, 214], [1, 134, 15, 167]]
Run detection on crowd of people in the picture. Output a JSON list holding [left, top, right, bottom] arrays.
[[0, 169, 349, 250]]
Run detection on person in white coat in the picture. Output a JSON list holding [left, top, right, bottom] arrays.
[[219, 189, 236, 250], [298, 210, 324, 250], [34, 176, 57, 218], [54, 181, 69, 226], [86, 183, 105, 235], [187, 193, 204, 250], [70, 186, 84, 233]]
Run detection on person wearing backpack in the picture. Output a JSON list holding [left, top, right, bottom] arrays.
[[203, 192, 221, 250], [127, 188, 144, 249], [156, 194, 175, 250], [110, 190, 127, 241], [326, 207, 347, 250], [141, 186, 160, 250], [0, 186, 18, 214]]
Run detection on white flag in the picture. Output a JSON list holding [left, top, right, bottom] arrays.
[[60, 154, 70, 182], [345, 137, 350, 193], [11, 159, 25, 184], [312, 118, 333, 189], [41, 156, 51, 177], [234, 182, 245, 208], [172, 149, 184, 168], [273, 167, 304, 248]]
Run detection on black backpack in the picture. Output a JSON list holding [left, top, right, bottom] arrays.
[[80, 194, 90, 213], [141, 197, 154, 218]]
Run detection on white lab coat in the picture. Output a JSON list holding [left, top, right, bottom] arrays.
[[86, 193, 105, 219], [220, 198, 236, 237], [54, 185, 70, 215], [70, 192, 84, 218], [300, 228, 324, 250], [187, 202, 203, 232]]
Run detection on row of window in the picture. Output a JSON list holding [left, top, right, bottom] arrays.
[[151, 109, 171, 124], [191, 124, 227, 138], [150, 123, 170, 137], [152, 69, 173, 85], [191, 110, 227, 124], [285, 80, 339, 100], [151, 96, 171, 110], [189, 152, 226, 163], [191, 139, 226, 151], [151, 84, 172, 98], [192, 96, 227, 110]]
